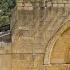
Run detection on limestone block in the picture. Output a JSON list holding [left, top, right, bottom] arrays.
[[0, 55, 11, 70], [12, 54, 33, 70]]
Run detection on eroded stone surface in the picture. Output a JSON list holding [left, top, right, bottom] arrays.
[[1, 0, 70, 70]]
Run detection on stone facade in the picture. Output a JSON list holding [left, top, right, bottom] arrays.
[[1, 0, 70, 70], [12, 0, 70, 70]]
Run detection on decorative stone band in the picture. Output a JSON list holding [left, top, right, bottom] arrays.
[[16, 1, 70, 10]]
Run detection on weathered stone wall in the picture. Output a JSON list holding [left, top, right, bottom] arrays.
[[7, 0, 70, 70]]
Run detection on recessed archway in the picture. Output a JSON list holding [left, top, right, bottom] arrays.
[[44, 21, 70, 64]]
